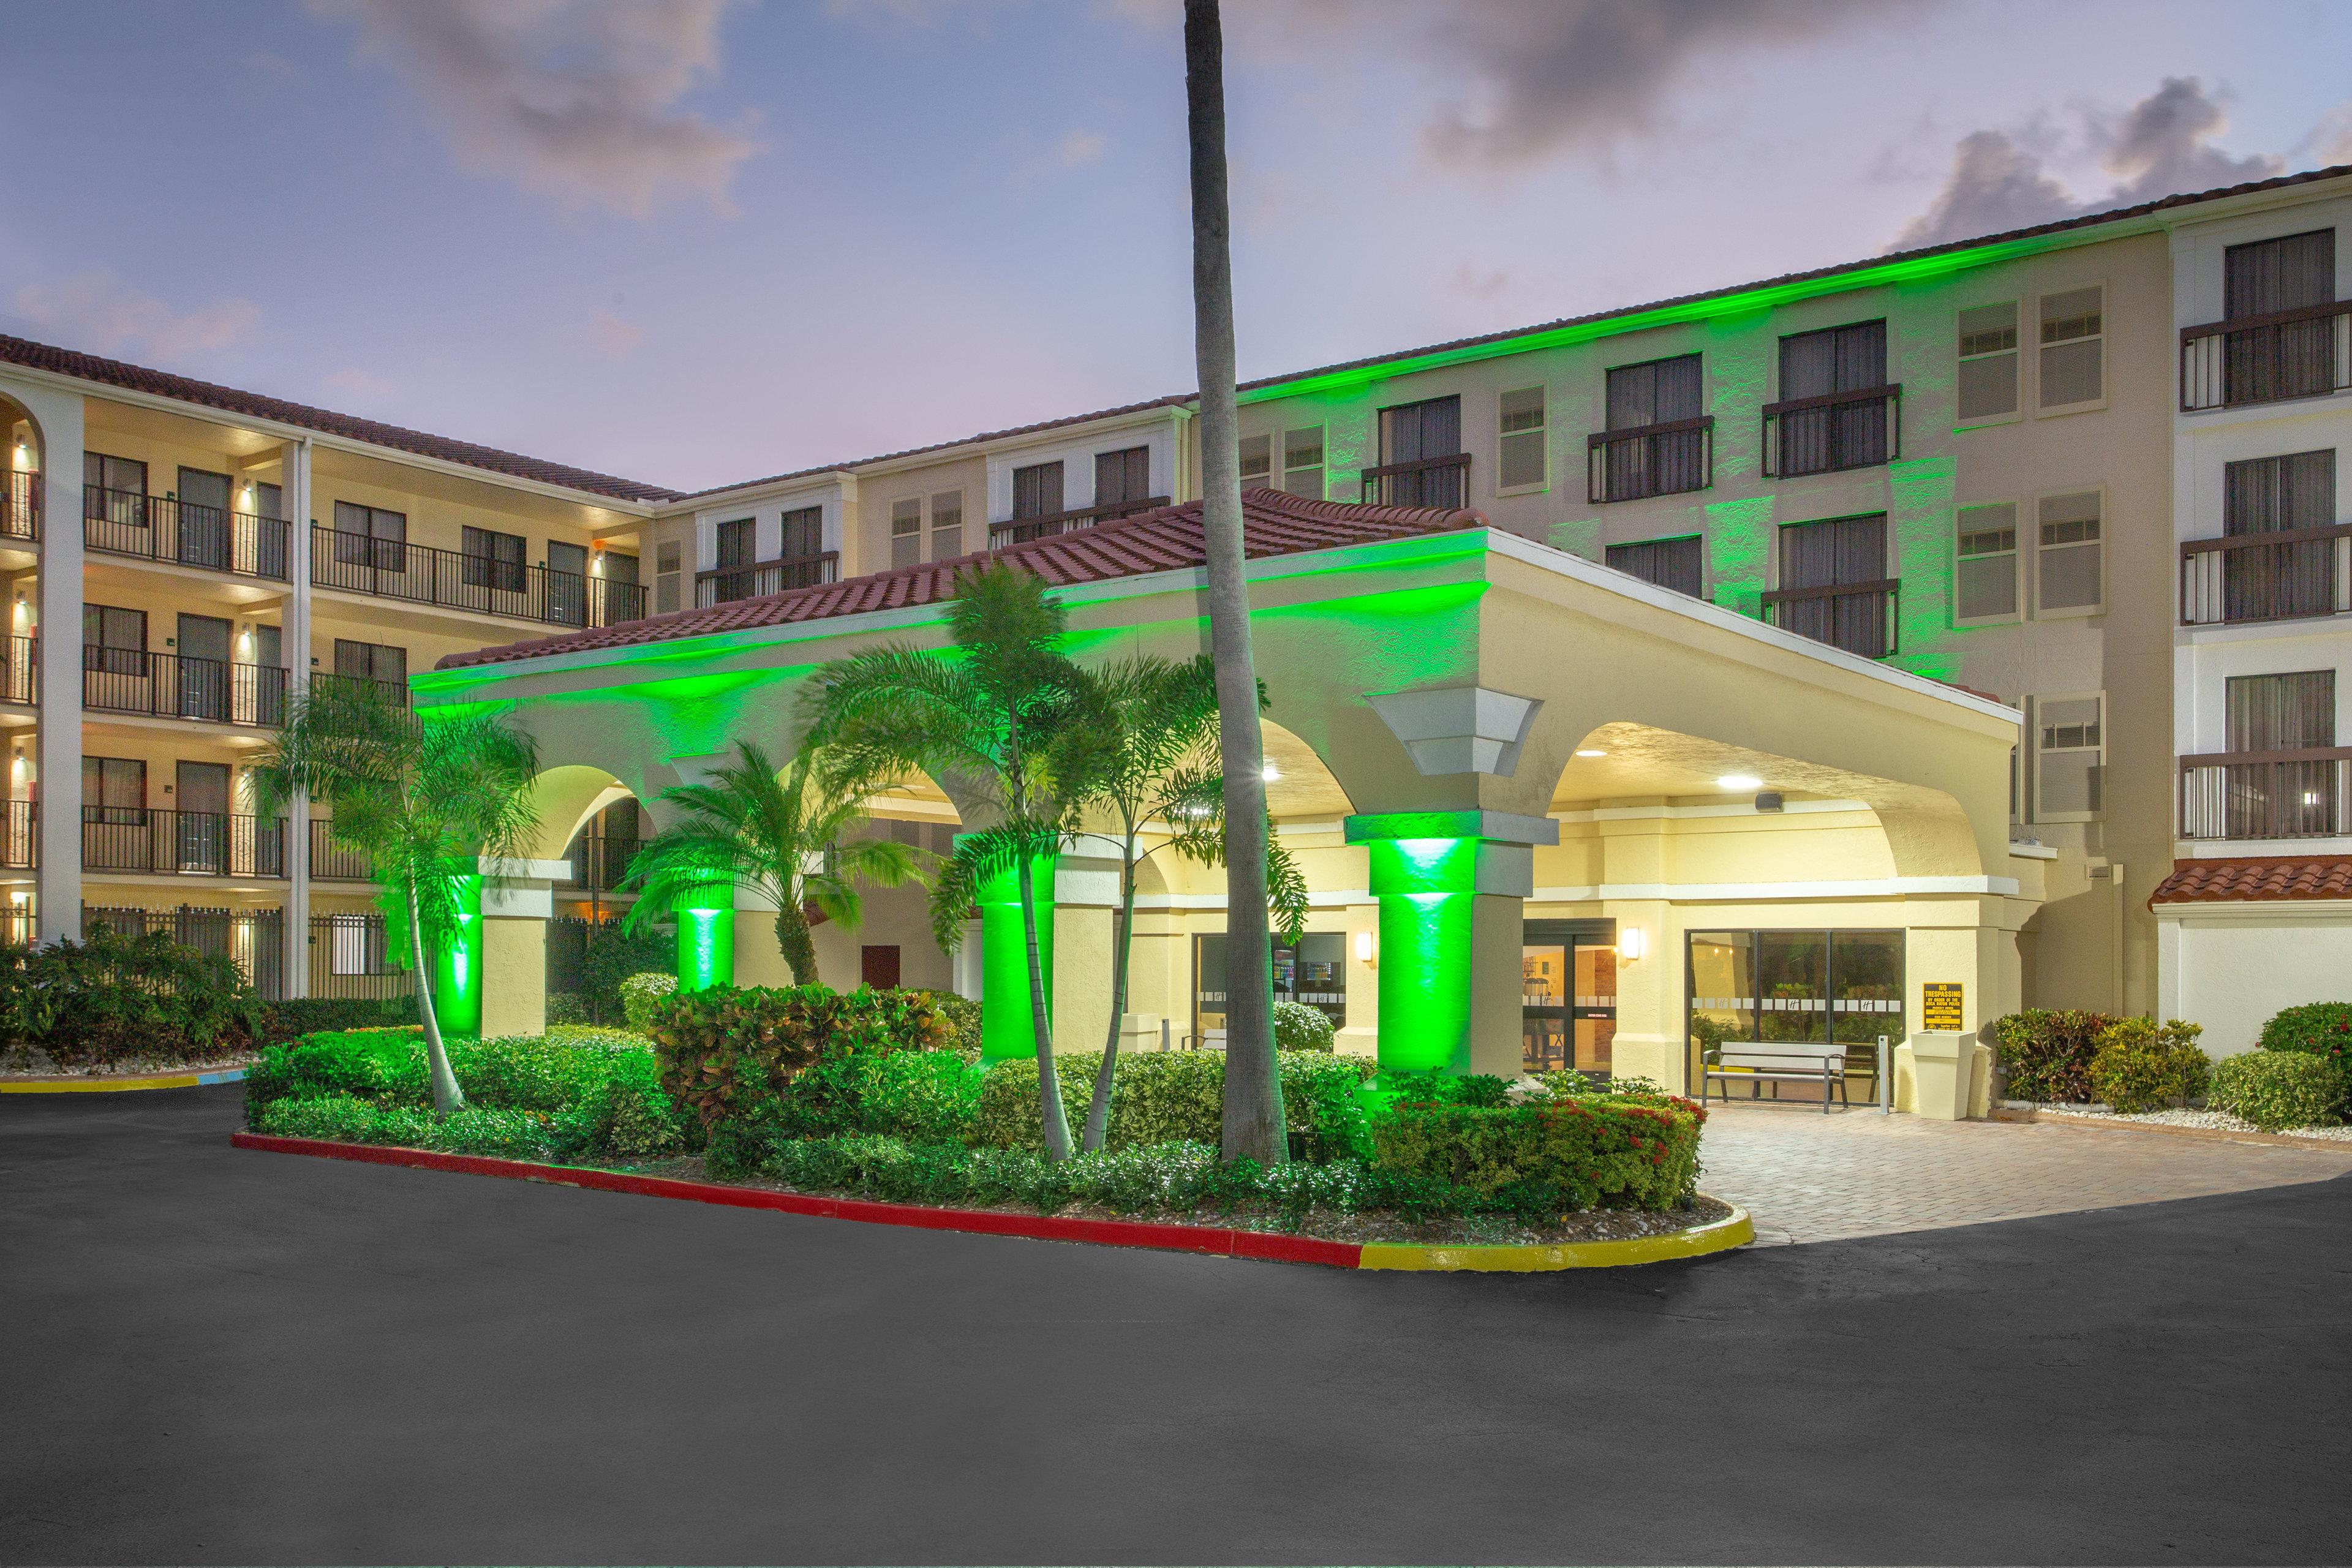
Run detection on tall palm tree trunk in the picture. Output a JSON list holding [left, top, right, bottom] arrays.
[[1082, 834, 1141, 1153], [405, 880, 466, 1117], [1185, 0, 1283, 1164], [775, 903, 819, 987], [1018, 848, 1074, 1160]]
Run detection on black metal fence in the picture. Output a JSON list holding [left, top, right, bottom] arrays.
[[3, 469, 36, 541], [82, 649, 287, 727], [312, 526, 647, 628], [83, 486, 290, 580], [307, 912, 408, 1001], [1, 635, 34, 706], [84, 905, 286, 1000], [308, 818, 374, 880], [81, 809, 285, 878]]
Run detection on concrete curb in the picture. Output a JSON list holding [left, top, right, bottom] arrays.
[[229, 1131, 1753, 1272], [3, 1065, 251, 1095], [2013, 1107, 2351, 1150]]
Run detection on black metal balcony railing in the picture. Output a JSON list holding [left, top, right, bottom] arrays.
[[1761, 579, 1901, 660], [81, 807, 285, 878], [1761, 385, 1901, 479], [83, 486, 290, 581], [1358, 456, 1469, 510], [2179, 526, 2352, 627], [1, 635, 35, 706], [309, 818, 375, 881], [695, 552, 840, 606], [307, 672, 412, 710], [2179, 747, 2352, 840], [82, 649, 286, 727], [309, 912, 406, 1001], [312, 526, 649, 628], [988, 496, 1170, 549], [1587, 417, 1714, 503], [4, 470, 39, 542], [0, 799, 34, 870], [562, 833, 640, 893], [2180, 300, 2352, 412]]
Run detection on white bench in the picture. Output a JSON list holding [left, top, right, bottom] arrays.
[[1701, 1044, 1849, 1112]]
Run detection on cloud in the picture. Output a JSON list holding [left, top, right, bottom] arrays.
[[1448, 263, 1511, 303], [2296, 100, 2352, 167], [590, 309, 646, 360], [7, 271, 260, 360], [313, 0, 761, 219], [1055, 129, 1109, 168], [1894, 77, 2288, 250]]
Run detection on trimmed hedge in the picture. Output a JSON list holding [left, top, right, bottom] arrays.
[[2257, 1002, 2352, 1077], [2087, 1018, 2209, 1113], [2209, 1050, 2346, 1131], [649, 983, 954, 1130], [1369, 1095, 1704, 1212], [0, 927, 264, 1067], [973, 1050, 1377, 1159], [254, 1093, 557, 1160], [260, 994, 418, 1042], [1985, 1009, 2116, 1102], [1272, 1000, 1336, 1052], [619, 972, 676, 1031]]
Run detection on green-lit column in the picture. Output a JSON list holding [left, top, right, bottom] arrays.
[[430, 867, 484, 1037], [974, 850, 1057, 1066], [1345, 811, 1556, 1079], [676, 881, 736, 992]]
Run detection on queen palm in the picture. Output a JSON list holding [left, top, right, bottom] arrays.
[[805, 562, 1109, 1161], [617, 740, 919, 985], [251, 682, 540, 1117]]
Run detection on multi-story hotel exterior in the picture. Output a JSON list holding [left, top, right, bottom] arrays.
[[2, 160, 2345, 1065]]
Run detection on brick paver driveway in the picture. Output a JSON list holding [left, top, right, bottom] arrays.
[[1700, 1101, 2352, 1243]]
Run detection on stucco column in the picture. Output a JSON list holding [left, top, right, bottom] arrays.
[[733, 883, 792, 989], [280, 438, 312, 995], [1337, 897, 1379, 1058], [477, 859, 569, 1039], [1051, 843, 1120, 1063], [676, 880, 735, 992], [1343, 810, 1559, 1079], [431, 865, 484, 1036], [1604, 898, 1677, 1090], [8, 377, 84, 945], [971, 844, 1057, 1066]]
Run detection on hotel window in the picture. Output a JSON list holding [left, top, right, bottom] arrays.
[[461, 526, 526, 593], [1012, 461, 1064, 522], [82, 756, 146, 823], [2221, 450, 2335, 622], [1771, 320, 1891, 477], [890, 498, 922, 569], [780, 505, 823, 560], [2222, 229, 2338, 404], [2037, 286, 2105, 410], [2033, 695, 2104, 820], [1282, 427, 1324, 500], [330, 500, 405, 570], [655, 541, 682, 613], [1605, 536, 1704, 598], [1596, 353, 1707, 501], [1769, 512, 1892, 658], [1956, 302, 2019, 421], [1374, 395, 1465, 507], [2035, 491, 2103, 613], [81, 604, 146, 677], [1954, 502, 2021, 624], [334, 639, 407, 690], [2225, 671, 2338, 837], [714, 518, 756, 574], [1239, 433, 1272, 485], [929, 491, 963, 560], [1497, 386, 1547, 492], [1094, 445, 1152, 518]]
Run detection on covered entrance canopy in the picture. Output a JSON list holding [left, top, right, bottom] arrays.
[[420, 489, 2044, 1097]]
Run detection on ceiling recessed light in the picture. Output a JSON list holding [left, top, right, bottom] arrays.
[[1716, 774, 1763, 790], [1575, 748, 1607, 758]]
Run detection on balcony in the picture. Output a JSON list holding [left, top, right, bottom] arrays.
[[83, 486, 289, 581], [694, 552, 839, 606], [560, 832, 641, 893], [309, 818, 374, 881], [988, 496, 1170, 549], [1761, 579, 1901, 660], [2179, 300, 2352, 412], [1587, 417, 1714, 503], [312, 526, 648, 628], [2179, 748, 2351, 840], [308, 673, 411, 709], [4, 470, 39, 541], [83, 649, 286, 727], [1358, 455, 1468, 510], [0, 799, 33, 869], [2179, 527, 2352, 627], [1761, 385, 1901, 479], [0, 635, 34, 706], [81, 808, 285, 878]]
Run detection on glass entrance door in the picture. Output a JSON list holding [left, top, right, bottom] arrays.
[[1523, 919, 1616, 1076], [1193, 932, 1348, 1048]]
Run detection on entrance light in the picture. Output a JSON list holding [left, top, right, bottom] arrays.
[[1354, 929, 1374, 965], [1618, 927, 1646, 962], [1716, 773, 1762, 790]]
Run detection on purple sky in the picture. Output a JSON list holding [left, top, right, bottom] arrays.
[[4, 0, 2348, 494]]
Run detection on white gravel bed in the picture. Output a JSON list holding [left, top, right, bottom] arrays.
[[2031, 1104, 2352, 1142]]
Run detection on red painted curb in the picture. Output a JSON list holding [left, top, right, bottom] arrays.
[[230, 1131, 1368, 1268]]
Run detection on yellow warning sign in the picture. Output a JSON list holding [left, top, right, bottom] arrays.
[[1922, 982, 1964, 1031]]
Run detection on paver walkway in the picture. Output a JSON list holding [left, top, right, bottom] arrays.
[[1702, 1100, 2352, 1243]]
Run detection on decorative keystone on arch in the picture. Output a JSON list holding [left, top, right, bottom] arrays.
[[1366, 685, 1543, 777]]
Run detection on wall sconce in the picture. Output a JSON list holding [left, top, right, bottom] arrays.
[[1261, 761, 1280, 782], [10, 437, 28, 469], [1618, 927, 1647, 962], [1354, 930, 1376, 967]]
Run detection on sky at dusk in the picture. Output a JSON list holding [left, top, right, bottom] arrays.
[[4, 0, 2350, 494]]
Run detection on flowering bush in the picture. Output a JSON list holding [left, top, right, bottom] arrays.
[[2087, 1017, 2209, 1113], [2256, 1002, 2352, 1080], [647, 982, 954, 1130]]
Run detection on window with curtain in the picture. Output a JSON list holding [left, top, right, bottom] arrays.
[[1606, 354, 1703, 429], [333, 638, 407, 688], [1775, 320, 1889, 475], [461, 525, 526, 593], [1605, 536, 1704, 598], [2222, 449, 2336, 622], [1774, 513, 1890, 657], [1600, 353, 1706, 499], [81, 755, 146, 822], [780, 505, 823, 559], [1377, 394, 1464, 507], [81, 453, 149, 530], [714, 518, 756, 570], [2225, 670, 2337, 836], [331, 500, 406, 571], [1012, 461, 1063, 521], [2224, 229, 2337, 405], [1093, 446, 1152, 515], [81, 603, 146, 677]]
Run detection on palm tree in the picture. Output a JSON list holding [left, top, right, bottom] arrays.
[[805, 562, 1109, 1160], [1185, 0, 1284, 1163], [1074, 654, 1309, 1153], [251, 682, 539, 1117], [617, 740, 921, 986]]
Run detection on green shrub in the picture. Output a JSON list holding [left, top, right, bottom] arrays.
[[545, 992, 590, 1027], [548, 1048, 696, 1162], [1370, 1093, 1705, 1212], [914, 991, 982, 1056], [259, 994, 417, 1042], [768, 1048, 982, 1144], [647, 983, 952, 1130], [2088, 1017, 2209, 1112], [619, 972, 677, 1031], [1985, 1009, 2116, 1102], [2256, 1001, 2352, 1079], [1272, 1000, 1336, 1052], [254, 1093, 554, 1159], [972, 1049, 1378, 1156], [582, 922, 674, 1022], [1532, 1071, 1673, 1101], [245, 1027, 423, 1115], [2209, 1050, 2347, 1131], [0, 927, 264, 1068]]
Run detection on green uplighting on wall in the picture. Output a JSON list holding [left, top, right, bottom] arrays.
[[431, 869, 483, 1036], [974, 850, 1058, 1066], [1363, 834, 1481, 1076], [676, 881, 735, 993]]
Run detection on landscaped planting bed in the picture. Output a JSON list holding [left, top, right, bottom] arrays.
[[1986, 1004, 2352, 1136], [241, 984, 1724, 1252]]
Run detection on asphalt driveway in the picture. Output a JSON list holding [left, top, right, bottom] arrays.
[[4, 1084, 2348, 1566]]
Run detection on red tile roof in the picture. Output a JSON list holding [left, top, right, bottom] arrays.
[[434, 488, 1483, 670], [2149, 856, 2352, 907], [0, 334, 681, 505]]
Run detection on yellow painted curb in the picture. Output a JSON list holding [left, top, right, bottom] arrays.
[[1, 1066, 249, 1094], [1357, 1202, 1754, 1272]]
